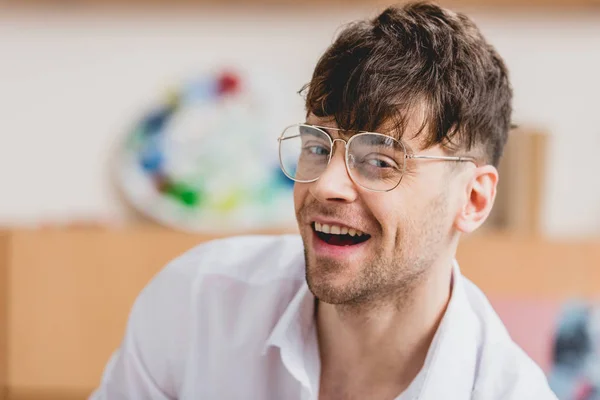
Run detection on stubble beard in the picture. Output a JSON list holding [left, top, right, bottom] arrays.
[[302, 193, 449, 313], [304, 234, 428, 312]]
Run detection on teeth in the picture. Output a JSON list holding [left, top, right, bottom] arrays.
[[315, 223, 365, 236]]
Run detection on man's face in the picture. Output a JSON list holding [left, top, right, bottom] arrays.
[[295, 114, 462, 305]]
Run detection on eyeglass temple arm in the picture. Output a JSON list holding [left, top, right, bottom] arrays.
[[407, 154, 478, 163]]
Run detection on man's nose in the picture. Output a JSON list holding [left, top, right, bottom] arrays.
[[309, 141, 358, 203]]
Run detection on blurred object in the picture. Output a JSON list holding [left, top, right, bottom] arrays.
[[548, 301, 600, 400], [486, 127, 548, 235], [1, 228, 599, 399], [487, 298, 600, 395], [115, 68, 295, 234]]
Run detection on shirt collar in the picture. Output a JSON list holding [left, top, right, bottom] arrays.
[[417, 260, 480, 399], [263, 281, 317, 390]]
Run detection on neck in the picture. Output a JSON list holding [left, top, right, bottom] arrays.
[[316, 257, 454, 392]]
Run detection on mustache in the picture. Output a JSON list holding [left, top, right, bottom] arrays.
[[297, 203, 364, 223]]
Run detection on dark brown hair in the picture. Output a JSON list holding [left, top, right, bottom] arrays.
[[302, 1, 512, 167]]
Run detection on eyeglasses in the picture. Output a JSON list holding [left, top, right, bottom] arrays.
[[277, 123, 477, 192]]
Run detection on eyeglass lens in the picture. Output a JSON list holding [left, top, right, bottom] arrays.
[[279, 125, 406, 191]]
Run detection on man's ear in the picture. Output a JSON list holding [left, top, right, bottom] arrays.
[[454, 165, 499, 234]]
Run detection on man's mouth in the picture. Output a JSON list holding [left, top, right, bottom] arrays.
[[312, 222, 371, 246]]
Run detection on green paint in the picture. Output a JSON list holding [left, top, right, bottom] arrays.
[[166, 181, 203, 208]]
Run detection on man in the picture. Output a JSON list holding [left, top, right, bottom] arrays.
[[92, 2, 558, 399]]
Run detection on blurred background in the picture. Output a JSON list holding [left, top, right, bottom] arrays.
[[0, 0, 599, 399]]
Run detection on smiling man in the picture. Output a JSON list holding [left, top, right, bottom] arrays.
[[92, 2, 558, 399]]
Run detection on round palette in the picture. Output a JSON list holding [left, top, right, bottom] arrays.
[[115, 69, 295, 233]]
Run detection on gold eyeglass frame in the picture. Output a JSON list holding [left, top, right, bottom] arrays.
[[277, 123, 478, 192]]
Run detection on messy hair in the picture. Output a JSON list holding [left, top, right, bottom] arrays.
[[302, 1, 512, 167]]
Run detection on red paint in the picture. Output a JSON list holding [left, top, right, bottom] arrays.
[[217, 72, 240, 95]]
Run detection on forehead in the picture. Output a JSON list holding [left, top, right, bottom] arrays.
[[305, 115, 387, 138], [305, 112, 429, 151]]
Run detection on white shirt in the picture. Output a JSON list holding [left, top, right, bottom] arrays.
[[91, 235, 558, 400]]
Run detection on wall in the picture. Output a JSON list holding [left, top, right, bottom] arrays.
[[0, 6, 599, 237]]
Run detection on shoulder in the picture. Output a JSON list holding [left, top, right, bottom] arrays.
[[459, 277, 558, 399], [93, 235, 306, 397], [145, 233, 307, 318], [118, 235, 306, 389], [132, 234, 304, 310], [148, 235, 303, 285], [137, 233, 306, 318], [471, 339, 558, 399]]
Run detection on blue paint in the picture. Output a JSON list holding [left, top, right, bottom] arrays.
[[140, 146, 163, 173], [275, 167, 295, 188], [141, 108, 172, 135]]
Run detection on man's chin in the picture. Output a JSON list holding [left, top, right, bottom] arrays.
[[307, 282, 351, 305], [303, 239, 374, 304], [305, 268, 360, 304]]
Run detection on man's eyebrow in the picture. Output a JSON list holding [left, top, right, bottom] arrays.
[[304, 123, 338, 138], [298, 124, 334, 140], [308, 122, 403, 142], [300, 126, 325, 137]]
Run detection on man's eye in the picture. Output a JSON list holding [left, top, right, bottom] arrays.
[[365, 156, 398, 169], [306, 146, 329, 156], [367, 159, 391, 168]]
